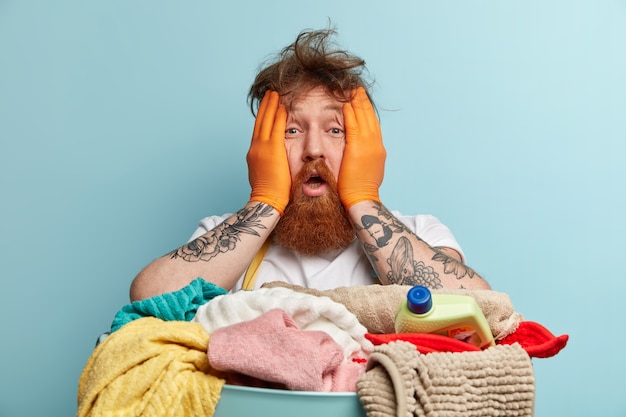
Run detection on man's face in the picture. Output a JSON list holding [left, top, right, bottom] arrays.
[[283, 86, 346, 199], [272, 87, 354, 256]]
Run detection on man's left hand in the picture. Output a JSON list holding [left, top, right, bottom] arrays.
[[338, 87, 386, 209]]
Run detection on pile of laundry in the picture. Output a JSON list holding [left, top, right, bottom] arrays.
[[76, 278, 568, 417]]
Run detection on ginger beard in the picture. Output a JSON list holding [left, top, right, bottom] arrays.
[[273, 160, 355, 256]]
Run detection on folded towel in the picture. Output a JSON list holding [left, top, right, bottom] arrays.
[[261, 282, 523, 339], [110, 278, 227, 332], [77, 317, 225, 417], [357, 341, 535, 417], [193, 286, 373, 360]]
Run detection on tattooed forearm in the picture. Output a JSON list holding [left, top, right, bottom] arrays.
[[167, 203, 274, 262], [356, 202, 481, 289], [384, 239, 477, 288], [386, 236, 443, 288], [432, 248, 476, 280], [357, 202, 413, 249]]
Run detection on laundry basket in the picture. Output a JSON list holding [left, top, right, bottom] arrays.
[[214, 384, 367, 417]]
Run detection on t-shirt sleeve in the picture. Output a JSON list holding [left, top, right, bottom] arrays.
[[392, 212, 466, 262]]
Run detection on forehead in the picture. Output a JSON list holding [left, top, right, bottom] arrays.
[[287, 87, 344, 114]]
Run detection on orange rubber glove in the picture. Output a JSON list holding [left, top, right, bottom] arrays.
[[246, 91, 291, 215], [338, 87, 386, 209]]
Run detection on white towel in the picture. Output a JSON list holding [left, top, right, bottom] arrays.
[[192, 287, 373, 359]]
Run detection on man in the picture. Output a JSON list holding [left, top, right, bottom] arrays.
[[130, 28, 490, 301]]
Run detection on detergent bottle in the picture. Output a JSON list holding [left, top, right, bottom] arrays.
[[394, 285, 495, 349]]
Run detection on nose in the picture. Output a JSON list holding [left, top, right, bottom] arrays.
[[302, 130, 324, 162]]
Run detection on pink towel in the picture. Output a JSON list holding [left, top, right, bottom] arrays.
[[208, 308, 364, 392]]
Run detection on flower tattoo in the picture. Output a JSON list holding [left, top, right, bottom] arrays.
[[168, 203, 273, 262]]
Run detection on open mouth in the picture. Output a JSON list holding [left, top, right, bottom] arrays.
[[305, 174, 326, 188], [298, 162, 333, 198]]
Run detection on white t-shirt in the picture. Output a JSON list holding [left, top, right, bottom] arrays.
[[188, 211, 464, 291]]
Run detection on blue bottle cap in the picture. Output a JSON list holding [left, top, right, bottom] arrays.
[[406, 285, 433, 314]]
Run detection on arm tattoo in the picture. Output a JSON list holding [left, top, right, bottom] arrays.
[[362, 242, 380, 265], [432, 248, 476, 280], [386, 236, 443, 288], [167, 203, 274, 262], [357, 203, 407, 249], [358, 203, 476, 288]]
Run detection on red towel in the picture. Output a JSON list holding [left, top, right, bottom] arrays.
[[498, 320, 569, 358], [365, 320, 568, 358]]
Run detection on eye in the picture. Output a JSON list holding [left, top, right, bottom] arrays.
[[285, 128, 300, 139], [329, 127, 344, 139]]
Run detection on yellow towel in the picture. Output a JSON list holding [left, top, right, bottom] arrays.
[[77, 317, 225, 417]]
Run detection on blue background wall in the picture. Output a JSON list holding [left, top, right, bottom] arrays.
[[1, 1, 624, 416]]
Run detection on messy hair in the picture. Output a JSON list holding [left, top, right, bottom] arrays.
[[248, 28, 373, 115]]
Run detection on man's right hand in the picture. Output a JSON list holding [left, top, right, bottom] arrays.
[[339, 87, 386, 209], [246, 91, 291, 215]]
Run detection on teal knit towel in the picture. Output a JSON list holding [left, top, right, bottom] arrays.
[[110, 278, 227, 333]]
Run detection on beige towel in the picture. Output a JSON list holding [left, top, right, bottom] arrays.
[[77, 317, 225, 417], [357, 341, 535, 417], [261, 282, 523, 339]]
